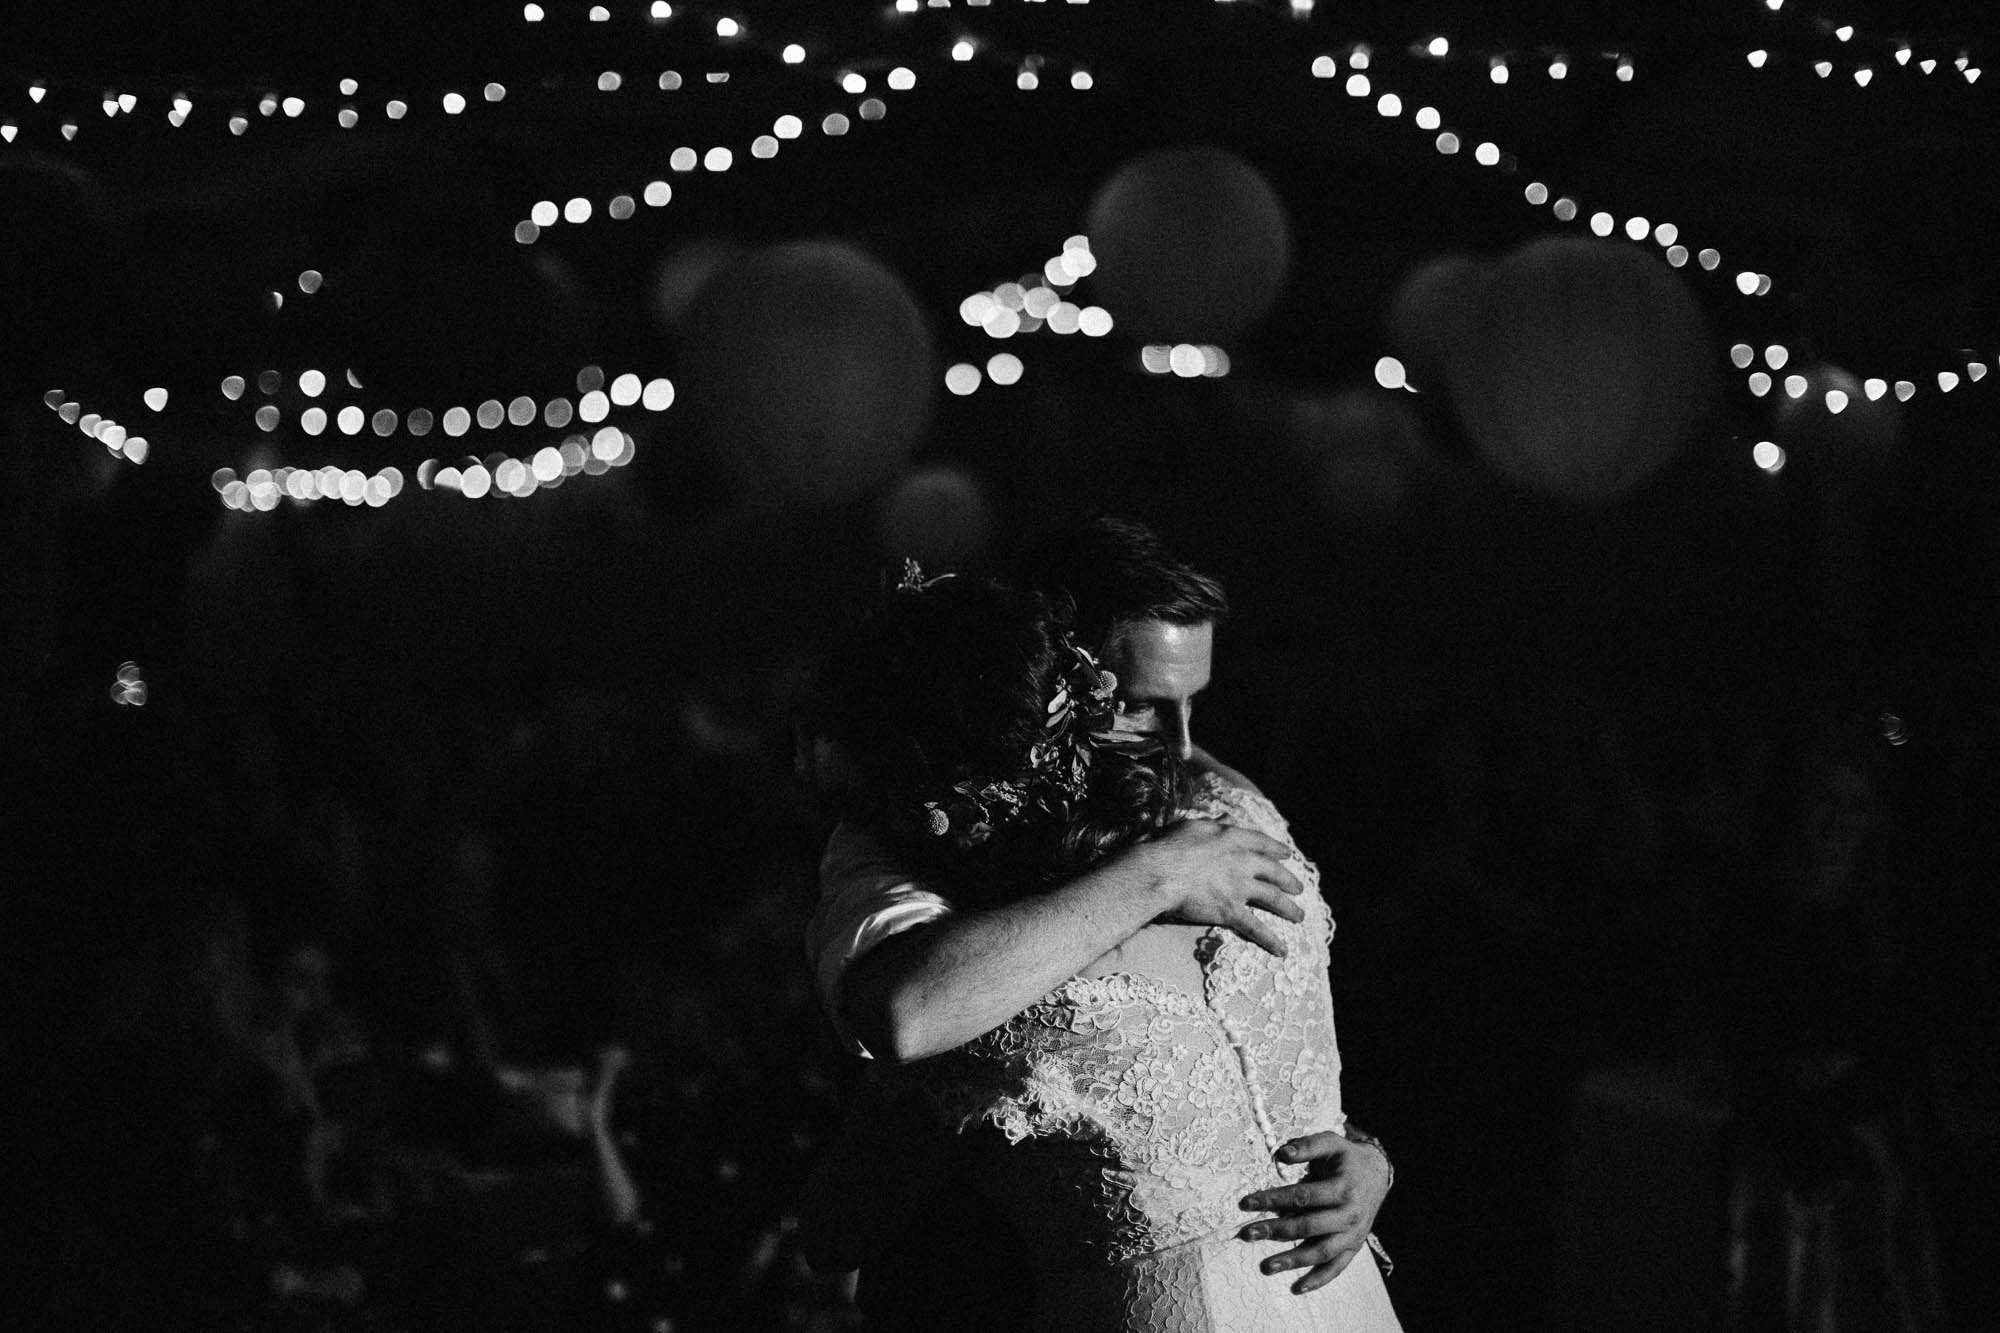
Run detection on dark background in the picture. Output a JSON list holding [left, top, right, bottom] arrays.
[[4, 1, 1996, 1328]]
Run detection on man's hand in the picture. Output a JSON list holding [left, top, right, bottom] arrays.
[[1134, 819, 1306, 957], [1236, 1132, 1392, 1294]]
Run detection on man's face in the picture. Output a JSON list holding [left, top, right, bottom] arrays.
[[1098, 619, 1214, 762]]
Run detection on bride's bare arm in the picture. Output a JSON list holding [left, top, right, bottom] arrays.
[[842, 820, 1304, 1063]]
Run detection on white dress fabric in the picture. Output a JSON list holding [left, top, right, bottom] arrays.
[[911, 774, 1404, 1332]]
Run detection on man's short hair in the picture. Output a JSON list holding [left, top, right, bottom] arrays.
[[1013, 513, 1229, 653]]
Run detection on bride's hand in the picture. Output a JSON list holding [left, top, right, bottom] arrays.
[[1235, 1131, 1392, 1294]]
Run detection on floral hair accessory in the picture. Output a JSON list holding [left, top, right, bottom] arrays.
[[894, 556, 956, 595], [888, 561, 1122, 852]]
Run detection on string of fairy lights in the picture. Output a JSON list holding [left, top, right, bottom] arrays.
[[38, 364, 668, 510], [1287, 32, 2000, 414], [17, 0, 2000, 512], [5, 0, 1980, 151]]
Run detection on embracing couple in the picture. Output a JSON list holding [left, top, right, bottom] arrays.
[[802, 515, 1402, 1331]]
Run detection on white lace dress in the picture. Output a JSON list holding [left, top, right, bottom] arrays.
[[914, 775, 1404, 1332]]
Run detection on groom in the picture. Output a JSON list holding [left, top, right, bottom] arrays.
[[803, 514, 1392, 1326]]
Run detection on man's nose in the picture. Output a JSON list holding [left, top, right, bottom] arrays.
[[1169, 706, 1194, 762]]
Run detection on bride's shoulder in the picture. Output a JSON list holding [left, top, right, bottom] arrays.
[[1186, 763, 1286, 835]]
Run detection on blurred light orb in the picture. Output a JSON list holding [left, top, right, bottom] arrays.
[[1291, 388, 1431, 528], [1443, 235, 1717, 503], [564, 197, 592, 224], [532, 447, 563, 481], [1383, 251, 1486, 388], [960, 293, 997, 326], [642, 378, 675, 410], [649, 238, 743, 333], [1373, 356, 1407, 390], [1085, 146, 1291, 343], [873, 464, 994, 569], [680, 239, 936, 506], [986, 353, 1023, 385], [1078, 306, 1113, 337]]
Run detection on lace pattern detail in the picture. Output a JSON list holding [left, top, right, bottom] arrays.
[[915, 774, 1356, 1275]]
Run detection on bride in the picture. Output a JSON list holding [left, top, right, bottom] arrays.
[[811, 567, 1402, 1331]]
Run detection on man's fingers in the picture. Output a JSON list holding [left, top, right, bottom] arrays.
[[1258, 1232, 1361, 1277], [1251, 858, 1305, 897], [1232, 913, 1289, 958], [1251, 885, 1307, 925], [1291, 1250, 1359, 1295], [1241, 1180, 1348, 1212], [1224, 827, 1297, 862], [1275, 1132, 1349, 1166], [1237, 1208, 1347, 1242]]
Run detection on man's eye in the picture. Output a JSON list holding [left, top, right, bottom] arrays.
[[1116, 700, 1157, 718]]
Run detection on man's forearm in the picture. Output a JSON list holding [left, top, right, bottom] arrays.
[[841, 856, 1165, 1063]]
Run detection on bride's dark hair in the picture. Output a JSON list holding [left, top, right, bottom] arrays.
[[811, 573, 1188, 907]]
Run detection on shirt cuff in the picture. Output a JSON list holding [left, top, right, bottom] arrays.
[[812, 893, 952, 1058]]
